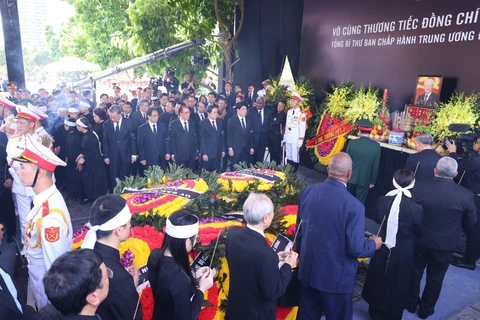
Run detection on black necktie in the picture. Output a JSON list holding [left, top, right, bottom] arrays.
[[292, 110, 295, 115], [153, 124, 157, 135], [200, 114, 204, 121], [115, 122, 119, 133], [184, 121, 189, 132], [258, 110, 263, 125], [241, 118, 246, 131], [212, 120, 216, 131]]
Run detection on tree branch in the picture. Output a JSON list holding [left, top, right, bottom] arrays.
[[214, 0, 229, 34], [197, 82, 218, 94], [230, 0, 245, 45], [231, 58, 240, 68], [207, 68, 227, 82]]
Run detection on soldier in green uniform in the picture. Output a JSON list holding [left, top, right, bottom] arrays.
[[345, 120, 381, 204]]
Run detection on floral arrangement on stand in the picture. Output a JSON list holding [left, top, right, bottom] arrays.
[[71, 162, 305, 320], [264, 75, 317, 123], [430, 92, 480, 140]]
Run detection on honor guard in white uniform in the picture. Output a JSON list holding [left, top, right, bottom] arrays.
[[284, 92, 306, 171], [0, 95, 17, 137], [28, 104, 52, 146], [257, 79, 272, 98], [13, 134, 71, 309], [6, 106, 47, 250]]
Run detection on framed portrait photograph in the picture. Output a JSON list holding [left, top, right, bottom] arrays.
[[414, 76, 443, 107]]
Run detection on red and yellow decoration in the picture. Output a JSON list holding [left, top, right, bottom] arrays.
[[217, 169, 285, 192], [124, 179, 209, 217], [306, 112, 352, 165]]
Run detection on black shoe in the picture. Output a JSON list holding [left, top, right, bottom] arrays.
[[418, 309, 434, 319], [450, 255, 462, 264], [451, 259, 476, 270]]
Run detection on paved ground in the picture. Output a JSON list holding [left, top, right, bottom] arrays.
[[1, 168, 479, 319]]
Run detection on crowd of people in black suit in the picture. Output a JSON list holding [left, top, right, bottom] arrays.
[[2, 78, 480, 320]]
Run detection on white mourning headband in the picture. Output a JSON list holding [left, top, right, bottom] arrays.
[[76, 118, 89, 128], [81, 205, 132, 249], [64, 119, 76, 127], [166, 217, 199, 239]]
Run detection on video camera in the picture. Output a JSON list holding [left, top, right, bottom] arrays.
[[445, 124, 480, 153]]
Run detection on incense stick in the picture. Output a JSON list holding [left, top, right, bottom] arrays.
[[413, 162, 420, 176], [291, 220, 303, 250], [209, 231, 222, 268], [458, 170, 466, 185], [376, 216, 386, 237]]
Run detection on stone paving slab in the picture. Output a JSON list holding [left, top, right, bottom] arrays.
[[446, 305, 480, 320]]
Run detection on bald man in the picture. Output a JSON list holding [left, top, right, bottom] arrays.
[[295, 152, 382, 320]]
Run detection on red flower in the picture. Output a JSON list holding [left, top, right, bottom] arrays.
[[140, 286, 154, 320]]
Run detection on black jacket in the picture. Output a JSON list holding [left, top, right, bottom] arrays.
[[137, 122, 168, 165], [168, 118, 198, 161], [405, 149, 442, 181], [94, 242, 142, 320], [225, 227, 292, 320], [199, 118, 225, 158], [412, 177, 477, 250], [131, 111, 147, 131], [247, 107, 272, 147], [102, 118, 137, 164], [0, 267, 36, 320], [226, 116, 255, 152]]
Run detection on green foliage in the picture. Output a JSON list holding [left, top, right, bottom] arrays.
[[60, 0, 240, 79], [61, 0, 133, 69], [113, 175, 148, 194]]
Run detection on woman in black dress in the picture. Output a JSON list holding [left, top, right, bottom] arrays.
[[64, 117, 84, 201], [362, 169, 423, 320], [147, 211, 214, 320], [93, 107, 108, 153], [75, 117, 108, 204]]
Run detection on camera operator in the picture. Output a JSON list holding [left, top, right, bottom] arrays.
[[164, 69, 179, 92], [446, 138, 480, 270]]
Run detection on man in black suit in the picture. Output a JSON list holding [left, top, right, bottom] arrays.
[[408, 157, 477, 319], [227, 102, 255, 168], [268, 101, 287, 164], [131, 99, 149, 131], [103, 105, 138, 190], [159, 100, 176, 126], [158, 93, 169, 114], [207, 92, 217, 107], [415, 78, 439, 107], [405, 134, 442, 181], [245, 84, 258, 108], [247, 96, 272, 164], [0, 223, 36, 320], [223, 82, 236, 108], [225, 193, 298, 320], [131, 87, 143, 111], [447, 138, 480, 270], [199, 105, 225, 172], [192, 100, 207, 124], [138, 108, 168, 171], [168, 105, 198, 170]]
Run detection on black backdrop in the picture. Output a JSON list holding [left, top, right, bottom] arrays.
[[299, 0, 480, 110], [232, 0, 304, 91]]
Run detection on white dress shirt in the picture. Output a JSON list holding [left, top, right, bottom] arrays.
[[247, 224, 265, 237]]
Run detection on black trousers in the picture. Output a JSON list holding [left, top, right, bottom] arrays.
[[202, 156, 221, 172], [0, 187, 15, 240], [465, 198, 480, 264], [408, 244, 453, 315], [175, 158, 195, 170], [297, 283, 353, 320], [108, 158, 132, 192], [368, 305, 402, 320], [268, 133, 282, 164], [230, 147, 249, 169]]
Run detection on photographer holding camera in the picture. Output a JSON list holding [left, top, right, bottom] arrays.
[[164, 69, 180, 92], [446, 138, 480, 270]]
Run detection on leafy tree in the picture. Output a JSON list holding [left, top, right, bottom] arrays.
[[60, 0, 245, 85], [61, 0, 131, 69], [45, 25, 63, 61]]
